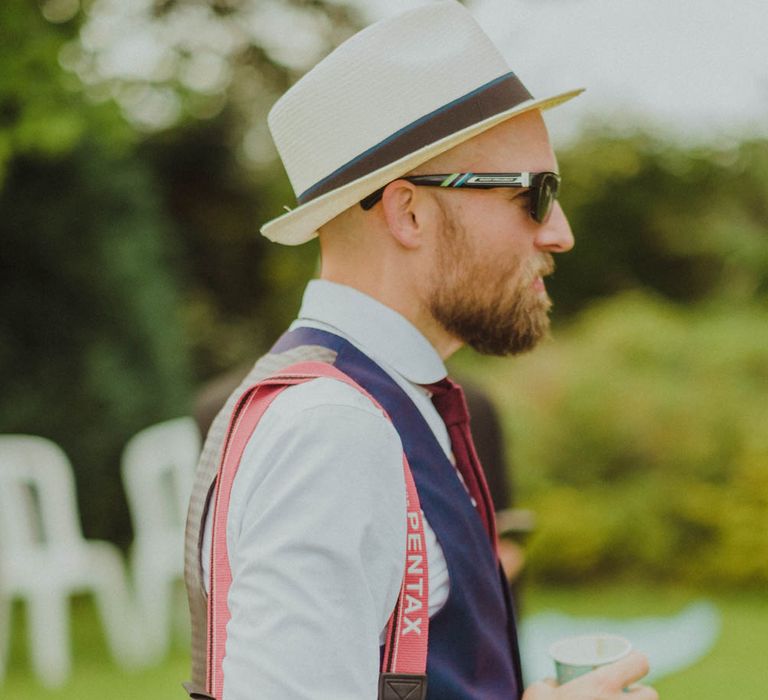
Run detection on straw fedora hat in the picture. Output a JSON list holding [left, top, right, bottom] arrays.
[[262, 0, 583, 246]]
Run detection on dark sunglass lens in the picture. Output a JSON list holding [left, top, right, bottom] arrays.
[[533, 174, 558, 223]]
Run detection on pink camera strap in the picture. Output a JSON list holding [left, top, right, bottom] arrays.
[[206, 361, 429, 699]]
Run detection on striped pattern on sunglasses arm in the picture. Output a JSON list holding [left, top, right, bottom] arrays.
[[439, 173, 531, 187]]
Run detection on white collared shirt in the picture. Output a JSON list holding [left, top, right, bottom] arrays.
[[202, 280, 454, 700]]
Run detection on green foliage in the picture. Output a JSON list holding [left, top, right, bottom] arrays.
[[69, 0, 364, 143], [475, 293, 768, 587], [0, 142, 192, 544], [551, 131, 768, 315], [139, 115, 319, 378], [4, 596, 190, 699], [0, 1, 130, 189]]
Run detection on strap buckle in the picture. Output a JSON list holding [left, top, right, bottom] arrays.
[[378, 672, 428, 700]]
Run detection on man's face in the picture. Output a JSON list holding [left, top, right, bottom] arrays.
[[423, 111, 574, 356]]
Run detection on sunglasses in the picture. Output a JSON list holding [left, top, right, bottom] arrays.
[[359, 171, 561, 223]]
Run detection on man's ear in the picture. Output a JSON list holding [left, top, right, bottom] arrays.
[[381, 180, 432, 249]]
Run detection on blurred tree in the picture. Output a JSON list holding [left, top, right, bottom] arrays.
[[0, 0, 131, 187], [67, 0, 366, 379], [62, 0, 365, 378], [0, 141, 192, 544], [551, 130, 768, 315], [470, 292, 768, 588], [67, 0, 364, 166], [138, 113, 318, 378], [0, 0, 190, 544]]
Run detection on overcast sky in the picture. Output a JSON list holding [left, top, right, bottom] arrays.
[[360, 0, 768, 146]]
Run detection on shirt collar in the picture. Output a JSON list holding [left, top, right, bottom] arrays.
[[294, 280, 447, 385]]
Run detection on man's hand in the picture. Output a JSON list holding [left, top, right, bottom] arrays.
[[523, 651, 659, 700]]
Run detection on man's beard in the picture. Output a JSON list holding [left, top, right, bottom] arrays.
[[428, 215, 555, 357]]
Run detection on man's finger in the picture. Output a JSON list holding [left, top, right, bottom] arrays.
[[590, 651, 651, 690], [624, 684, 659, 700], [522, 678, 558, 699]]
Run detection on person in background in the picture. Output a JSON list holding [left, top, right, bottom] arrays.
[[183, 3, 657, 699], [458, 380, 533, 593]]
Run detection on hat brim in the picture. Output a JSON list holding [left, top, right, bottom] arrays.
[[261, 87, 584, 246]]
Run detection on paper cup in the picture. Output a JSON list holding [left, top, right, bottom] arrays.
[[548, 633, 632, 685]]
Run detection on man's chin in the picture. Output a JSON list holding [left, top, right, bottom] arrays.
[[430, 287, 552, 357], [465, 321, 550, 356]]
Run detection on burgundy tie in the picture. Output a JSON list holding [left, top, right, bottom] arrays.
[[427, 378, 498, 554]]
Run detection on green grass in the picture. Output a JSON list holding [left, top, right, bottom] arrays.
[[3, 585, 766, 699], [2, 597, 189, 700]]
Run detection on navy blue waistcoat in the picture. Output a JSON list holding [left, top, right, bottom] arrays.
[[272, 327, 523, 700]]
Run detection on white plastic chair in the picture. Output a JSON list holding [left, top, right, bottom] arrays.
[[0, 435, 141, 687], [121, 417, 200, 659]]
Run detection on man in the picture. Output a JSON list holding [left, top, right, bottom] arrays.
[[184, 3, 657, 699]]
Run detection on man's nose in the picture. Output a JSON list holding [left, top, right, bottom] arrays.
[[535, 201, 574, 253]]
